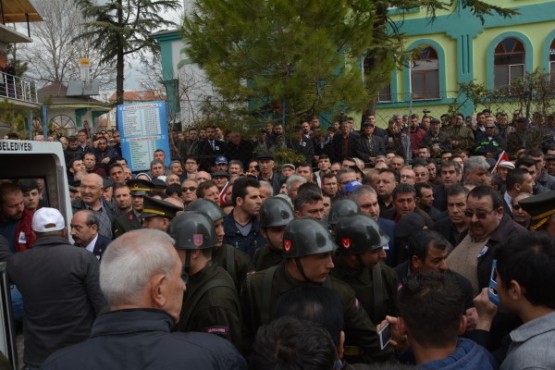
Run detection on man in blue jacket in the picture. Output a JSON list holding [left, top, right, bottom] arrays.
[[395, 272, 497, 369]]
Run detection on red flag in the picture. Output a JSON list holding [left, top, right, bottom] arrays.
[[491, 150, 509, 174], [218, 182, 230, 207]]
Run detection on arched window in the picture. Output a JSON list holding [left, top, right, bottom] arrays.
[[49, 114, 76, 136], [410, 46, 439, 100], [494, 38, 525, 89]]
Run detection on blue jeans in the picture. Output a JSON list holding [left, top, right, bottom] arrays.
[[10, 285, 24, 321]]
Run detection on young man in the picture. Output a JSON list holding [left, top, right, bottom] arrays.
[[241, 218, 393, 364], [253, 197, 294, 271], [476, 233, 555, 369], [332, 214, 399, 325], [394, 272, 496, 369], [223, 176, 265, 258]]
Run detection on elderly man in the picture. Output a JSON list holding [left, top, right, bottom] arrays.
[[73, 174, 119, 239], [71, 210, 111, 260], [41, 229, 246, 370], [8, 208, 106, 368]]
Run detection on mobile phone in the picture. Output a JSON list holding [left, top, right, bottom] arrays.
[[488, 259, 500, 306], [378, 323, 391, 350]]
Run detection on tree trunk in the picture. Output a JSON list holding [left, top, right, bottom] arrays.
[[116, 0, 124, 107]]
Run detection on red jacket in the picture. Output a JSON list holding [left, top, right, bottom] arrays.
[[15, 209, 36, 252]]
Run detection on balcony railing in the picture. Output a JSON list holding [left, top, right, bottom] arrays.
[[0, 70, 38, 105]]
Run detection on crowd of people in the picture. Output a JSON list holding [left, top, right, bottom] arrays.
[[1, 109, 555, 369]]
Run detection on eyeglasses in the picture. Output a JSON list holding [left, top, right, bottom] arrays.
[[464, 209, 495, 219], [182, 186, 197, 192], [486, 126, 495, 129]]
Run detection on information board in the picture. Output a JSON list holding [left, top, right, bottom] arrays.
[[117, 101, 170, 172]]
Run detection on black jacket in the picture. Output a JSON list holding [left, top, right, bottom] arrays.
[[458, 214, 528, 290], [7, 236, 106, 366], [41, 309, 247, 370], [356, 135, 386, 163]]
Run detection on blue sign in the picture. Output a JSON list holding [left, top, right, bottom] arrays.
[[117, 101, 170, 172]]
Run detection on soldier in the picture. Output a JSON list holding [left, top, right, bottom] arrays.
[[141, 196, 182, 232], [241, 217, 392, 364], [187, 199, 252, 290], [253, 197, 294, 271], [331, 214, 399, 325], [111, 183, 143, 238], [169, 211, 242, 350], [327, 199, 359, 233]]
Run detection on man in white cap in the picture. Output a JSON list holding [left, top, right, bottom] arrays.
[[7, 207, 106, 369]]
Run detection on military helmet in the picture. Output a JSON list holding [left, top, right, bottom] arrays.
[[328, 199, 360, 225], [168, 211, 216, 250], [334, 214, 390, 255], [283, 218, 337, 258], [186, 199, 225, 222], [260, 197, 294, 228]]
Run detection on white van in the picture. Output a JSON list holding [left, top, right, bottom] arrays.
[[0, 139, 72, 369]]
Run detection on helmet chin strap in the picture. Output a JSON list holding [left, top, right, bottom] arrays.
[[294, 258, 320, 285], [183, 250, 192, 276], [356, 254, 365, 269]]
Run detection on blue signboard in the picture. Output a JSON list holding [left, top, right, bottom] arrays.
[[117, 101, 170, 172]]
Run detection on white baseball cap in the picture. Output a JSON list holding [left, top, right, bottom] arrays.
[[32, 207, 66, 232], [499, 161, 515, 170]]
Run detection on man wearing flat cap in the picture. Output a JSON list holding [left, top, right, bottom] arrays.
[[141, 196, 183, 232], [256, 152, 282, 195], [7, 207, 106, 368]]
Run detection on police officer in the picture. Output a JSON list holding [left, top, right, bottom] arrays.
[[253, 197, 294, 271], [169, 211, 242, 351], [241, 217, 393, 363], [186, 199, 253, 290], [332, 214, 399, 325]]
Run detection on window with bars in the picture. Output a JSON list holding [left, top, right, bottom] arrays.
[[494, 38, 525, 89], [411, 47, 439, 100]]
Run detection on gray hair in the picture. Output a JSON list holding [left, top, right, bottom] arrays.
[[259, 180, 274, 197], [286, 174, 307, 193], [464, 156, 489, 176], [350, 185, 377, 202], [100, 229, 176, 307]]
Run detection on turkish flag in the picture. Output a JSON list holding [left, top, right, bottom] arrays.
[[491, 150, 510, 173]]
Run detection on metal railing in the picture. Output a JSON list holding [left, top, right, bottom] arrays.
[[0, 70, 38, 105]]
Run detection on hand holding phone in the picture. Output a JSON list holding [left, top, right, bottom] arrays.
[[488, 259, 500, 306], [378, 322, 391, 350]]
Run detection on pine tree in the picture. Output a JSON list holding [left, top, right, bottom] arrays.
[[183, 0, 516, 125], [76, 0, 181, 105]]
